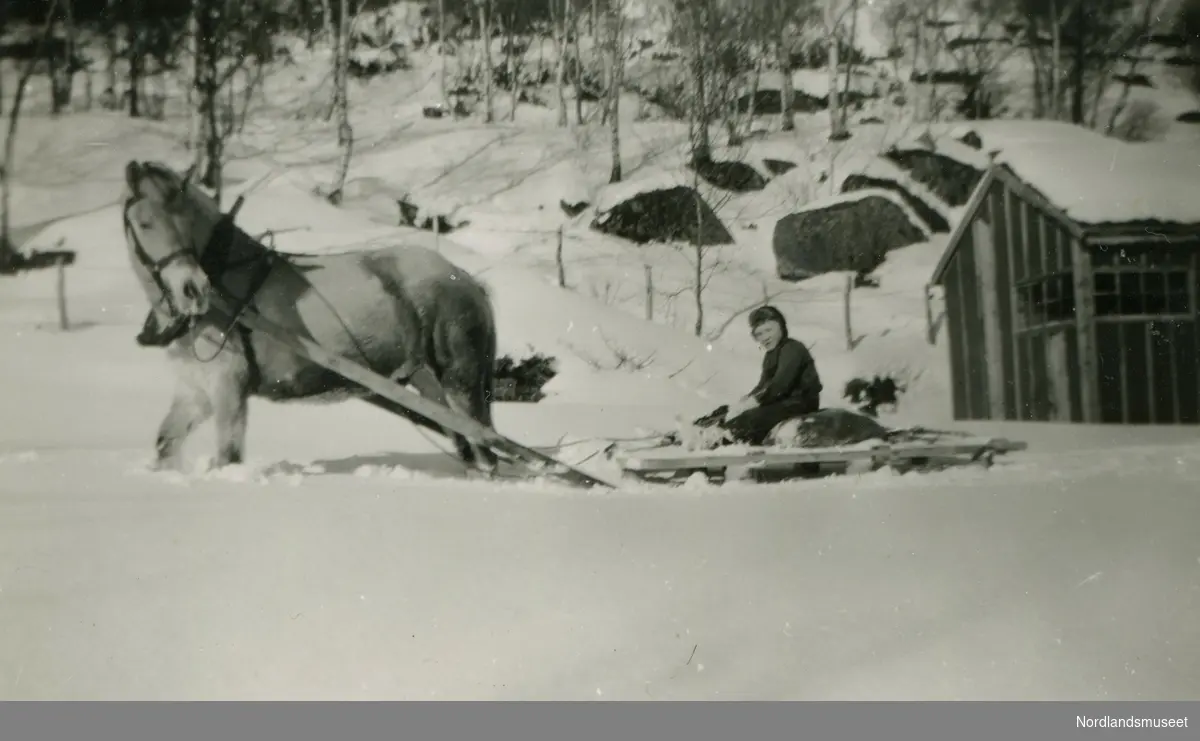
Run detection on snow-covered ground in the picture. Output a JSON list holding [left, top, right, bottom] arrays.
[[3, 41, 1200, 700]]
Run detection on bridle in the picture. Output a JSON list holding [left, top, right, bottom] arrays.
[[123, 172, 267, 359], [122, 196, 200, 318]]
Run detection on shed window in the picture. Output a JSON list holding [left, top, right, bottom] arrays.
[[1017, 273, 1076, 328], [1093, 265, 1191, 318]]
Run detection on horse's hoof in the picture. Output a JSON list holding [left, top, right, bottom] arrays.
[[149, 457, 183, 473]]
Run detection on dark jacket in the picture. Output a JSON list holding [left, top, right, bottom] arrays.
[[749, 337, 822, 407]]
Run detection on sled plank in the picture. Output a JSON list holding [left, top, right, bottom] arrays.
[[210, 295, 616, 489], [613, 437, 1027, 472]]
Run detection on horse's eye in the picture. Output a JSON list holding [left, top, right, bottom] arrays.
[[138, 221, 154, 230]]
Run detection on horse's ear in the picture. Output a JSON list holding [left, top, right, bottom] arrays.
[[178, 164, 198, 196], [125, 161, 142, 195]]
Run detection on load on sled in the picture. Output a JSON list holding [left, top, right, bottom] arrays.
[[606, 306, 1027, 484]]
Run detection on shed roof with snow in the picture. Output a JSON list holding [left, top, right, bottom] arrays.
[[932, 125, 1200, 284]]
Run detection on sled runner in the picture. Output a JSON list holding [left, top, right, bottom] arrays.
[[606, 423, 1028, 484]]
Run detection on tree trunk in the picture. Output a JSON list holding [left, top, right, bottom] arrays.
[[126, 7, 141, 118], [48, 11, 62, 115], [570, 6, 584, 124], [827, 1, 846, 139], [51, 0, 77, 113], [689, 7, 711, 165], [747, 55, 761, 129], [104, 0, 117, 101], [323, 0, 337, 119], [190, 5, 205, 172], [925, 1, 939, 121], [839, 0, 858, 128], [507, 17, 519, 121], [1070, 2, 1086, 124], [1027, 16, 1045, 118], [439, 0, 448, 106], [608, 4, 623, 183], [692, 181, 704, 338], [63, 0, 76, 108], [1049, 0, 1061, 119], [329, 0, 354, 203], [480, 0, 494, 122], [553, 0, 568, 126], [776, 35, 794, 131], [201, 7, 223, 205], [1, 0, 58, 270]]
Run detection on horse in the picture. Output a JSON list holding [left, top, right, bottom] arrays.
[[120, 159, 500, 475]]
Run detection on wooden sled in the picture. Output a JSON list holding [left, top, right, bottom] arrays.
[[607, 433, 1028, 485]]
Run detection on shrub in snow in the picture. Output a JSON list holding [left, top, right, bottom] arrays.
[[771, 191, 927, 281], [397, 195, 462, 234], [842, 375, 905, 418], [883, 148, 984, 207], [492, 353, 558, 403]]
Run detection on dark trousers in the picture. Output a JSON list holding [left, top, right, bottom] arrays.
[[694, 397, 819, 447]]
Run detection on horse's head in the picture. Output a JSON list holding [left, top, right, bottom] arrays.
[[122, 160, 222, 323]]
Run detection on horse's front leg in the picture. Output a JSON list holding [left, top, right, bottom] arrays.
[[212, 375, 250, 467], [154, 385, 213, 471]]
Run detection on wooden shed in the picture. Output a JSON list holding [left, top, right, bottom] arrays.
[[929, 133, 1200, 425]]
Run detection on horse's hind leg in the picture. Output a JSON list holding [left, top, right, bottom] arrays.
[[155, 384, 213, 471], [408, 365, 474, 466], [443, 382, 499, 475], [411, 365, 494, 474]]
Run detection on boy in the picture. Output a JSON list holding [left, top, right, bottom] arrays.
[[693, 305, 822, 446]]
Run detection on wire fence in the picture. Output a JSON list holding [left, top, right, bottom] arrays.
[[17, 218, 945, 351]]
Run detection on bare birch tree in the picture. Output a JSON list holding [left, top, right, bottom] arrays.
[[1, 0, 59, 271], [479, 0, 495, 122], [826, 0, 855, 139], [607, 0, 625, 182], [329, 0, 355, 203], [552, 0, 570, 125]]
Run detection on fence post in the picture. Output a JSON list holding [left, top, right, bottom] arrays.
[[56, 257, 70, 331], [433, 212, 441, 251], [843, 273, 853, 350], [644, 264, 653, 321], [924, 284, 936, 344], [556, 226, 566, 288]]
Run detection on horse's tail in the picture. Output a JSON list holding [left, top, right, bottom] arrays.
[[471, 275, 497, 429]]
